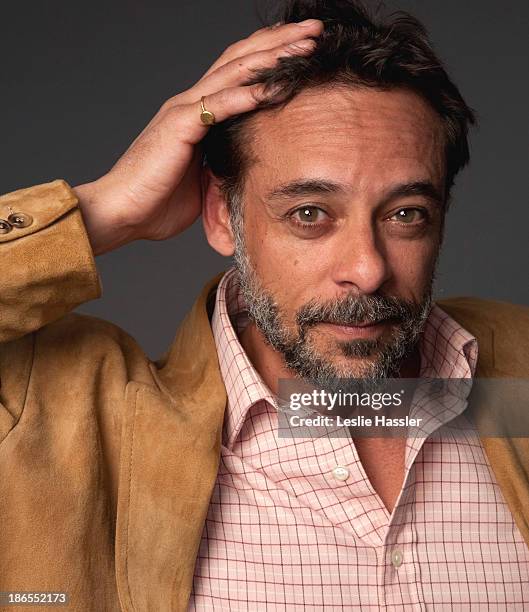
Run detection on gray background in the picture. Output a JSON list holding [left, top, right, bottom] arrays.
[[2, 0, 528, 358]]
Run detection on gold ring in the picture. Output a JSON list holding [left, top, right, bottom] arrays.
[[200, 96, 216, 126]]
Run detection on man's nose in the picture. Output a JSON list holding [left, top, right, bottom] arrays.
[[332, 223, 391, 294]]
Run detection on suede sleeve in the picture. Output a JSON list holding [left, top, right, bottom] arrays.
[[0, 180, 102, 343]]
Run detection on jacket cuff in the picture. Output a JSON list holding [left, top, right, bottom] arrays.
[[0, 179, 102, 343]]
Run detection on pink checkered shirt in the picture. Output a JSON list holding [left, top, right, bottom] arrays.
[[189, 267, 529, 610]]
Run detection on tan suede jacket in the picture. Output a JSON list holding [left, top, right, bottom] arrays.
[[0, 180, 528, 611]]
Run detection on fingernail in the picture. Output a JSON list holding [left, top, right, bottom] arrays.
[[299, 19, 321, 27]]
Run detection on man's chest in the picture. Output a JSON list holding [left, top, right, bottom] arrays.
[[190, 419, 529, 609], [351, 436, 407, 513]]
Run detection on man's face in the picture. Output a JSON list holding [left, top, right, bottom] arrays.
[[230, 86, 446, 386]]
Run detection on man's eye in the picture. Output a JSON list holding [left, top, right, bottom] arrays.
[[390, 208, 427, 224], [291, 206, 327, 225]]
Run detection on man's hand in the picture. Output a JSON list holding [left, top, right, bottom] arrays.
[[74, 19, 323, 255]]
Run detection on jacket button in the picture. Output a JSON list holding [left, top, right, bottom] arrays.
[[0, 218, 13, 234], [8, 212, 33, 228]]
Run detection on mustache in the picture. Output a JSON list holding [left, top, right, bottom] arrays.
[[296, 293, 425, 328]]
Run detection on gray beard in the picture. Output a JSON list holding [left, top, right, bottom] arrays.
[[230, 210, 433, 394]]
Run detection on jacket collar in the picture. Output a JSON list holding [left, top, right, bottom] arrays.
[[115, 271, 228, 611]]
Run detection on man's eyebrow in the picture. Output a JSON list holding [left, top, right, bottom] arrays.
[[265, 178, 444, 207], [383, 181, 444, 208], [266, 179, 344, 201]]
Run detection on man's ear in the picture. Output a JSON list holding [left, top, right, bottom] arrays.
[[202, 167, 236, 257]]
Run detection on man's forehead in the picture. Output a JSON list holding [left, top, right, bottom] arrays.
[[247, 85, 446, 173]]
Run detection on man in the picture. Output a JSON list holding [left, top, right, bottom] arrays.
[[1, 0, 528, 610]]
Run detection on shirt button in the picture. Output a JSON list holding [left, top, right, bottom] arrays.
[[332, 465, 350, 481], [391, 550, 403, 568]]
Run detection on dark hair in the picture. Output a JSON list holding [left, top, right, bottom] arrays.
[[204, 0, 476, 207]]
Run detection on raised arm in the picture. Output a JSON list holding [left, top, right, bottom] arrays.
[[0, 19, 323, 343]]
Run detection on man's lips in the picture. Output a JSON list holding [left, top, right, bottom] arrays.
[[317, 318, 396, 339], [342, 320, 381, 328]]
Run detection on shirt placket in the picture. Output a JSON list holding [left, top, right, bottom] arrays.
[[379, 458, 425, 610], [284, 427, 429, 610], [377, 381, 474, 611]]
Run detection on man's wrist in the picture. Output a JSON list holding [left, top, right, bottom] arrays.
[[73, 179, 136, 256]]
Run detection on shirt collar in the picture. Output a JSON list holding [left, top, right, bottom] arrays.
[[212, 266, 478, 450], [211, 267, 277, 450], [419, 302, 478, 379]]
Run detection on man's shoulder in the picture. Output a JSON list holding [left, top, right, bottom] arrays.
[[436, 296, 529, 375], [29, 311, 156, 387], [34, 310, 138, 350], [436, 296, 529, 331]]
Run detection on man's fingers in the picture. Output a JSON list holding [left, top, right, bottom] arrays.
[[187, 38, 315, 102], [246, 21, 283, 39], [174, 84, 268, 144], [201, 19, 323, 78]]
